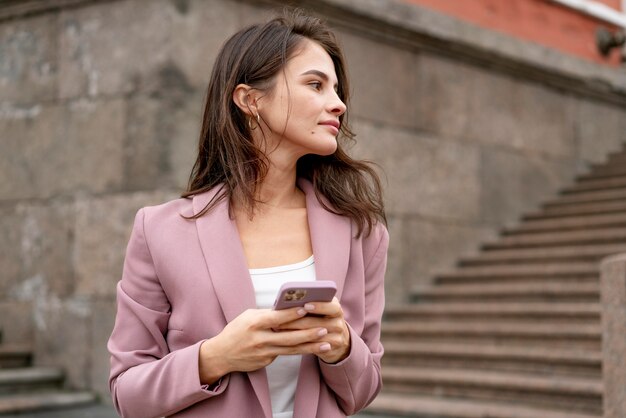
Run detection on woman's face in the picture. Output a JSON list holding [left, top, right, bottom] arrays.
[[256, 39, 347, 158]]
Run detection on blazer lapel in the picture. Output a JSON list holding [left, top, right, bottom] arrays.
[[294, 179, 352, 416], [298, 178, 352, 299], [192, 188, 256, 323], [192, 188, 272, 418], [294, 355, 321, 417]]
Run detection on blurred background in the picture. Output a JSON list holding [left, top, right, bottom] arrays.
[[1, 0, 626, 417]]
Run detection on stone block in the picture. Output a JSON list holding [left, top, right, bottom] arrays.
[[63, 98, 125, 194], [463, 67, 575, 159], [237, 0, 277, 28], [12, 201, 76, 298], [350, 119, 481, 222], [0, 301, 33, 344], [385, 214, 496, 304], [169, 0, 241, 89], [0, 99, 125, 200], [33, 297, 91, 390], [337, 29, 420, 129], [0, 104, 61, 200], [515, 81, 576, 159], [576, 99, 626, 165], [414, 53, 473, 141], [0, 205, 22, 297], [169, 91, 205, 190], [479, 148, 577, 226], [384, 215, 414, 305], [124, 90, 203, 191], [90, 299, 116, 401], [1, 200, 76, 300], [58, 0, 174, 99], [74, 191, 178, 298], [124, 94, 166, 190], [0, 13, 57, 103], [600, 253, 626, 418]]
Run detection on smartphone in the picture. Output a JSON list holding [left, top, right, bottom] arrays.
[[273, 280, 337, 310]]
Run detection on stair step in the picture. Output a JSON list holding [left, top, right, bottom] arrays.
[[460, 243, 626, 265], [0, 391, 96, 415], [484, 227, 626, 249], [382, 321, 600, 338], [381, 321, 600, 348], [527, 201, 626, 219], [512, 212, 626, 233], [542, 201, 626, 218], [583, 163, 626, 179], [0, 368, 63, 394], [380, 367, 602, 414], [382, 341, 601, 377], [0, 345, 31, 369], [365, 392, 601, 418], [562, 174, 626, 193], [606, 151, 626, 164], [434, 263, 597, 284], [412, 282, 598, 303], [384, 302, 600, 324], [546, 188, 626, 206]]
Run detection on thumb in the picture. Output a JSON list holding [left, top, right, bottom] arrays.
[[262, 306, 307, 328]]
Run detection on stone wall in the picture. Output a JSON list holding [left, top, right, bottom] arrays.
[[1, 0, 625, 401]]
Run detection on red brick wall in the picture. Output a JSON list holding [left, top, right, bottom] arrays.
[[403, 0, 624, 66]]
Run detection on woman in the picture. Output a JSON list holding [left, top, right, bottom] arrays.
[[108, 9, 388, 418]]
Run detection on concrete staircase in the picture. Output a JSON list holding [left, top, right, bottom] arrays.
[[0, 340, 96, 415], [366, 145, 626, 417]]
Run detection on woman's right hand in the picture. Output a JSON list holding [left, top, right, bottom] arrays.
[[198, 307, 329, 385]]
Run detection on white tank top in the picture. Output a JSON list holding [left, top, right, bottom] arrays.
[[249, 256, 316, 418]]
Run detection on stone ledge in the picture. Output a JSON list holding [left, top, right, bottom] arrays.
[[3, 0, 625, 104], [0, 0, 117, 21], [262, 0, 626, 105]]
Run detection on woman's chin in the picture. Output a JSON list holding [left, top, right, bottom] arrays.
[[313, 138, 338, 156]]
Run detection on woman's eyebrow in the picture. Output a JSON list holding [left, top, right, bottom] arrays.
[[300, 69, 338, 88]]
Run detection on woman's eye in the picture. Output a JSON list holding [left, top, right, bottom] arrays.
[[309, 81, 322, 90]]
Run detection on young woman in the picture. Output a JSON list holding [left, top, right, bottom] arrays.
[[108, 9, 388, 418]]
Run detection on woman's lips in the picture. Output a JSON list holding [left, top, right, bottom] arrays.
[[319, 121, 340, 135]]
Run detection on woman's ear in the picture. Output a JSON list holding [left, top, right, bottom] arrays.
[[232, 84, 259, 116]]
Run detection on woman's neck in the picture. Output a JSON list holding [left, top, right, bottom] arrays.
[[255, 168, 304, 209], [233, 159, 305, 218]]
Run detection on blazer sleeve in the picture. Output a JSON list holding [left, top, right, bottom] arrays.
[[108, 208, 229, 418], [318, 222, 389, 415]]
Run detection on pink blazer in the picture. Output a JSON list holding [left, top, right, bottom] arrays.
[[108, 179, 389, 418]]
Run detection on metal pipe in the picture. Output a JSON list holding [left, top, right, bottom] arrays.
[[549, 0, 626, 28]]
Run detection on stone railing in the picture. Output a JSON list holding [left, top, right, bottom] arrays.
[[601, 252, 626, 418]]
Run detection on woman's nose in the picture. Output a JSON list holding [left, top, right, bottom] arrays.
[[329, 94, 347, 116]]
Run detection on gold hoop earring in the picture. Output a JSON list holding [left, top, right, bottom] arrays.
[[248, 113, 260, 131]]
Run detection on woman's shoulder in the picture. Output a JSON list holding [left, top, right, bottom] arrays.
[[142, 196, 193, 218], [358, 220, 389, 257], [139, 187, 226, 227]]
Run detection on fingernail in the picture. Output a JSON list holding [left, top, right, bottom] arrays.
[[317, 328, 328, 337], [304, 303, 315, 311], [297, 308, 306, 316], [320, 343, 331, 352]]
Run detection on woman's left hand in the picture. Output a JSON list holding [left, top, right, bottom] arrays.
[[274, 297, 351, 364]]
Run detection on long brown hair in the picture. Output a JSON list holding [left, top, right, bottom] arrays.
[[182, 9, 386, 237]]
